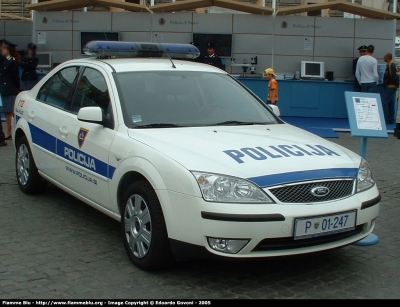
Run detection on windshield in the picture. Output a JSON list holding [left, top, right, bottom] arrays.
[[114, 71, 280, 128], [396, 49, 400, 57]]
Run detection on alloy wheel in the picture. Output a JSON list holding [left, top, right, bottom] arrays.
[[17, 144, 30, 186], [124, 194, 152, 258]]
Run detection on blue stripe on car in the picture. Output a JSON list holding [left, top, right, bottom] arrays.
[[29, 123, 57, 154], [26, 122, 116, 179], [21, 121, 357, 186], [247, 168, 358, 187]]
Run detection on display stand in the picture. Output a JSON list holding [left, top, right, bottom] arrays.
[[359, 137, 368, 159], [345, 92, 387, 246], [345, 92, 388, 157]]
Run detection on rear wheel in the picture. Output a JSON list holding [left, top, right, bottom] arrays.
[[121, 180, 175, 270], [15, 136, 47, 194]]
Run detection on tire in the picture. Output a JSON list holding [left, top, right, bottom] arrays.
[[15, 136, 48, 194], [121, 180, 175, 270]]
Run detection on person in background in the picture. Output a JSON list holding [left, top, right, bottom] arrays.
[[382, 53, 398, 124], [264, 68, 278, 105], [0, 91, 5, 145], [20, 43, 39, 91], [204, 42, 223, 69], [394, 109, 400, 139], [0, 39, 21, 140], [352, 45, 368, 92], [0, 40, 6, 65], [355, 44, 379, 93], [0, 117, 5, 146], [190, 41, 204, 63], [0, 40, 6, 146]]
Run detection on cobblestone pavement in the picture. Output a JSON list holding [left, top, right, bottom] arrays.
[[0, 127, 399, 299]]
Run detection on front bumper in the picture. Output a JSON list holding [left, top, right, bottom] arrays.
[[158, 186, 380, 259]]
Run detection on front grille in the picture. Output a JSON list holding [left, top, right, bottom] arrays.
[[268, 180, 354, 203], [253, 224, 365, 252]]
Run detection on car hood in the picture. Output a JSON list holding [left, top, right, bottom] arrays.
[[127, 124, 361, 187]]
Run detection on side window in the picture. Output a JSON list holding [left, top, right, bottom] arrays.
[[37, 67, 80, 110], [71, 68, 110, 114]]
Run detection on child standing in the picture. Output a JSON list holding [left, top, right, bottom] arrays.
[[264, 68, 278, 105]]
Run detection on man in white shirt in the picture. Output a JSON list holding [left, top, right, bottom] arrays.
[[355, 45, 379, 93]]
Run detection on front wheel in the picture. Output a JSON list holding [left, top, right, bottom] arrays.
[[15, 136, 47, 194], [121, 180, 175, 270]]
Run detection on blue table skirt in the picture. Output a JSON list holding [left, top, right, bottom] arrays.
[[238, 78, 387, 119]]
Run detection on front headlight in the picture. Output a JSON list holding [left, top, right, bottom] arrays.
[[192, 172, 274, 203], [357, 159, 375, 192]]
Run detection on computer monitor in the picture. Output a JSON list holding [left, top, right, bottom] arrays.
[[36, 52, 52, 69], [301, 61, 325, 79]]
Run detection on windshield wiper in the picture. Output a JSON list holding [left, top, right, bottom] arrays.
[[211, 121, 266, 126], [135, 123, 184, 129]]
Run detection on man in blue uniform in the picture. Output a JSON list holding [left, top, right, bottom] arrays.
[[0, 39, 20, 142], [203, 42, 223, 70], [0, 104, 5, 146], [0, 39, 7, 146]]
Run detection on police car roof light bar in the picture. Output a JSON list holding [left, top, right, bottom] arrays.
[[83, 41, 200, 59]]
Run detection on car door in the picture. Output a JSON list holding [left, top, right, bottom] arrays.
[[56, 66, 116, 209], [29, 66, 80, 181]]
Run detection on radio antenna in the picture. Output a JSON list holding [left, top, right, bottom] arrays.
[[154, 34, 176, 69]]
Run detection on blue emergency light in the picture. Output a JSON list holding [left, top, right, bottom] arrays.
[[83, 41, 200, 59]]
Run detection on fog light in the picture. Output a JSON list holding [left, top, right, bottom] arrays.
[[207, 237, 249, 254]]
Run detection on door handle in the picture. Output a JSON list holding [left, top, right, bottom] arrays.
[[58, 127, 68, 137], [28, 111, 34, 119]]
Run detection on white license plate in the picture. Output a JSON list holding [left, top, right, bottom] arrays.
[[294, 210, 357, 240]]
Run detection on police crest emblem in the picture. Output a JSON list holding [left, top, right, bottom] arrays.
[[78, 128, 89, 148], [314, 222, 320, 229]]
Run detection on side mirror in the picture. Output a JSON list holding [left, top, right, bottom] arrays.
[[77, 107, 105, 125], [269, 104, 280, 117]]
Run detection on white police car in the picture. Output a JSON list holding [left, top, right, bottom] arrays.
[[13, 41, 380, 270]]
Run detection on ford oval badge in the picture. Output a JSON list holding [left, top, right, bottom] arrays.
[[311, 186, 330, 197]]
